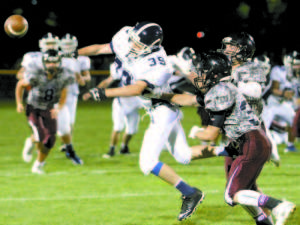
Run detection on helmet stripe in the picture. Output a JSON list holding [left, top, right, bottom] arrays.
[[135, 23, 160, 35]]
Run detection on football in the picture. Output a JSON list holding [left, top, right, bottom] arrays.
[[4, 15, 28, 38]]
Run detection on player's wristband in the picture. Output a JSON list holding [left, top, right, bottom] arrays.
[[89, 88, 107, 102], [196, 94, 204, 106]]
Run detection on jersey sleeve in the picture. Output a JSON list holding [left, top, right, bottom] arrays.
[[62, 58, 80, 74], [23, 64, 39, 87], [205, 83, 235, 112], [109, 62, 122, 80], [111, 26, 132, 55], [21, 52, 42, 68], [270, 66, 284, 82], [78, 56, 91, 71]]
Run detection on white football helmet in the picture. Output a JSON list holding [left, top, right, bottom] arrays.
[[283, 51, 300, 79], [39, 33, 60, 52], [253, 55, 271, 76], [175, 47, 196, 75], [60, 33, 78, 56]]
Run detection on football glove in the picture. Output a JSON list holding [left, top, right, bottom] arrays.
[[89, 88, 107, 102]]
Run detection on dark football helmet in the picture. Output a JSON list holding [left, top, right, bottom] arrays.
[[128, 21, 163, 57], [193, 52, 232, 92], [42, 49, 62, 74], [218, 32, 255, 62]]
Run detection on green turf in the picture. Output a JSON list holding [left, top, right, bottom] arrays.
[[0, 100, 299, 225]]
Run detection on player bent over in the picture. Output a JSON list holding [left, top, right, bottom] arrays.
[[15, 50, 76, 174], [161, 52, 296, 225], [79, 21, 204, 221]]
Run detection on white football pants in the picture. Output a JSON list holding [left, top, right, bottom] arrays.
[[139, 105, 191, 175], [112, 98, 140, 135], [262, 96, 295, 129]]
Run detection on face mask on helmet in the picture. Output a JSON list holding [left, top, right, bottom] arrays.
[[60, 33, 78, 56], [128, 22, 163, 57], [39, 33, 60, 52], [218, 32, 255, 63], [193, 52, 232, 93], [253, 55, 271, 76], [42, 49, 61, 75], [284, 51, 300, 79]]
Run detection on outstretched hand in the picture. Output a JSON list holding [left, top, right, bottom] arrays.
[[84, 88, 107, 102]]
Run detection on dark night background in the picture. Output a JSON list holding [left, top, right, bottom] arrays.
[[0, 0, 298, 67], [0, 0, 298, 98]]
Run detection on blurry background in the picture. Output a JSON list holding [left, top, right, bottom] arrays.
[[0, 0, 297, 99]]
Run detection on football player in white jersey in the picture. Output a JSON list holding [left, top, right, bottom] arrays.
[[18, 33, 60, 163], [160, 52, 296, 225], [79, 21, 204, 221], [58, 33, 91, 164], [93, 62, 142, 158], [262, 51, 299, 152], [18, 33, 84, 165], [15, 50, 77, 174], [16, 33, 60, 80]]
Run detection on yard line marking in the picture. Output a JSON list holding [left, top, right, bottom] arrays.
[[0, 190, 220, 202]]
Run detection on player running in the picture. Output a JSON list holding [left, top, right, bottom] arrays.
[[15, 49, 77, 174], [18, 33, 83, 165], [161, 51, 296, 225], [58, 33, 91, 164], [79, 21, 204, 221]]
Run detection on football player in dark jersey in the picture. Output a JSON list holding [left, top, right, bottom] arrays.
[[160, 51, 296, 225]]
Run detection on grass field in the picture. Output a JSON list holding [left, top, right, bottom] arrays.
[[0, 100, 299, 225]]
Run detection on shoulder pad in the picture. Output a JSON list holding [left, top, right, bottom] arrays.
[[78, 56, 91, 71], [61, 57, 80, 73], [233, 61, 266, 84], [205, 83, 235, 112], [21, 51, 42, 68]]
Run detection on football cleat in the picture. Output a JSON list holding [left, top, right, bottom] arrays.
[[272, 201, 296, 225], [31, 160, 45, 174], [102, 147, 115, 159], [178, 188, 205, 221], [22, 137, 35, 163], [284, 145, 298, 153], [119, 146, 130, 155], [66, 150, 83, 165], [65, 145, 83, 165]]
